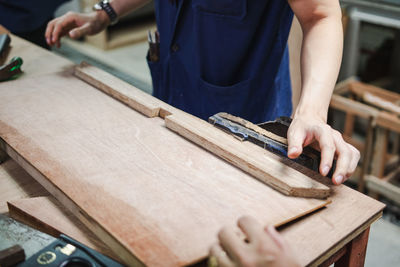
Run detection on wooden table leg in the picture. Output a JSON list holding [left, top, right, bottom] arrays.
[[334, 227, 370, 267]]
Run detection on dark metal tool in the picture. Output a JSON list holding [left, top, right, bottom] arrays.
[[208, 112, 335, 177], [0, 56, 23, 82], [0, 34, 11, 62]]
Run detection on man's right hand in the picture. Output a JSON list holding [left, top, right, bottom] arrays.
[[45, 11, 110, 48]]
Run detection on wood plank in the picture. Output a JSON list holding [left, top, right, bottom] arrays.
[[7, 197, 121, 262], [0, 160, 48, 213], [2, 154, 384, 267], [0, 73, 331, 266], [76, 62, 330, 198], [74, 62, 162, 118], [165, 113, 331, 199]]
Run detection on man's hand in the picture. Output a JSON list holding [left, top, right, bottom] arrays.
[[287, 114, 360, 185], [45, 11, 110, 48], [209, 216, 301, 267]]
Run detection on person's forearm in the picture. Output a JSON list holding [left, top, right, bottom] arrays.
[[290, 0, 343, 122], [110, 0, 151, 18]]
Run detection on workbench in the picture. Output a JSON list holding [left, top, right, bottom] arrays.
[[0, 28, 385, 266]]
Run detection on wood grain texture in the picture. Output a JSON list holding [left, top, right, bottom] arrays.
[[0, 73, 330, 266], [0, 159, 48, 213], [7, 197, 121, 262], [76, 63, 331, 198], [165, 113, 331, 199]]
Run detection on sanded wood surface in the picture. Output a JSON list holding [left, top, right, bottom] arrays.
[[4, 170, 384, 267], [0, 73, 330, 266], [280, 184, 384, 266], [75, 63, 330, 198], [0, 160, 48, 213], [7, 197, 121, 262]]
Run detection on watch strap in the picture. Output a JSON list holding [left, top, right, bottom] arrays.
[[94, 0, 118, 25]]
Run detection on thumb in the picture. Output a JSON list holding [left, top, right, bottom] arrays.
[[287, 125, 306, 159], [69, 23, 91, 39]]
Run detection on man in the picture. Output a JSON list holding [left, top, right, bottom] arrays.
[[45, 1, 359, 265]]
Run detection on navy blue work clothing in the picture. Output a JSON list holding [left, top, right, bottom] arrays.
[[0, 0, 66, 33], [148, 0, 294, 123]]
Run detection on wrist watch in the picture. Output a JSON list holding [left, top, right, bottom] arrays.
[[93, 0, 118, 25]]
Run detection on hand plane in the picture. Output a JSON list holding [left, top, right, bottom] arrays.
[[208, 113, 335, 177]]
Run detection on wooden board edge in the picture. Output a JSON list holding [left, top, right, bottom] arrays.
[[0, 139, 144, 267], [164, 114, 330, 199], [275, 198, 332, 228], [7, 198, 62, 237], [74, 62, 160, 118], [307, 210, 383, 267]]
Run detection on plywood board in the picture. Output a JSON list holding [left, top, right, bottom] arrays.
[[75, 63, 330, 198], [0, 72, 330, 266], [4, 166, 384, 267], [7, 197, 121, 262]]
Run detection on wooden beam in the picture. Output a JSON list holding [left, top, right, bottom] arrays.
[[366, 175, 400, 206], [371, 127, 389, 178], [330, 95, 379, 119]]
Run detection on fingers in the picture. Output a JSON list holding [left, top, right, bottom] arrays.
[[237, 216, 262, 243], [332, 132, 360, 184], [264, 225, 286, 250], [210, 244, 234, 267], [45, 20, 55, 46], [315, 126, 335, 176], [218, 226, 245, 262], [287, 123, 306, 159], [46, 12, 84, 47]]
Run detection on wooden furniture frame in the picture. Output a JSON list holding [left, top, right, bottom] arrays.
[[330, 79, 400, 205]]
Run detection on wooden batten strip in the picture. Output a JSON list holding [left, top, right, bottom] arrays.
[[165, 113, 331, 199], [74, 62, 160, 118]]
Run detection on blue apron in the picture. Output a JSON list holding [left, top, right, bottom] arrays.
[[148, 0, 294, 123]]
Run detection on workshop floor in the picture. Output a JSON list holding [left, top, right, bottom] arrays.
[[52, 36, 400, 267]]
